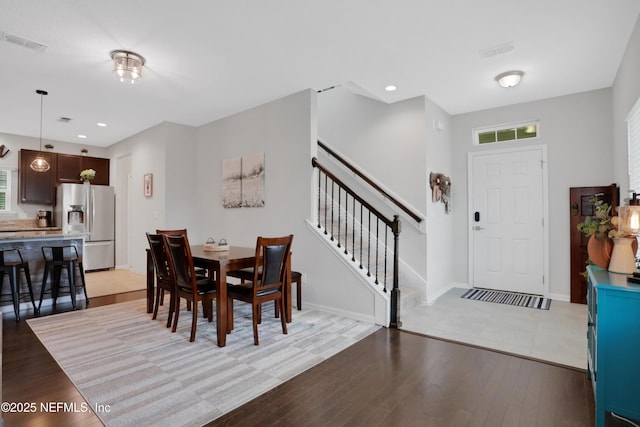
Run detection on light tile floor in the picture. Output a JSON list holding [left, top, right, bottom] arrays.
[[400, 287, 587, 370]]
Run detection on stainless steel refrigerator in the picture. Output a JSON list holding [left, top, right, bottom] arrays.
[[55, 183, 115, 271]]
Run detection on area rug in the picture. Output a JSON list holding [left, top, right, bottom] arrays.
[[461, 288, 552, 310], [27, 298, 380, 426]]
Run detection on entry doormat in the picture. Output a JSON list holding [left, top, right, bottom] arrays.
[[461, 288, 552, 310]]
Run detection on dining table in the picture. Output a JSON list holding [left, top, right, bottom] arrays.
[[146, 245, 292, 347]]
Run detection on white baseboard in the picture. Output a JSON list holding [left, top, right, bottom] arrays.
[[303, 302, 377, 325], [425, 282, 469, 305], [548, 293, 570, 302]]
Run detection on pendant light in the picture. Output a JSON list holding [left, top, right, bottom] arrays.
[[30, 89, 50, 173]]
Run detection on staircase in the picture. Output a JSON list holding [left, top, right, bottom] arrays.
[[311, 141, 424, 327]]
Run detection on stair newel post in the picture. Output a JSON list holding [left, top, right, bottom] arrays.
[[390, 215, 402, 328]]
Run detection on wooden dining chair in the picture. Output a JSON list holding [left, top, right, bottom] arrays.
[[146, 233, 176, 328], [227, 235, 293, 345], [163, 233, 217, 342], [157, 229, 209, 280]]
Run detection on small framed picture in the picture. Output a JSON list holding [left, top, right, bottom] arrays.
[[144, 173, 153, 197]]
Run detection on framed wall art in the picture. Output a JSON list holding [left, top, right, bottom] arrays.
[[222, 152, 265, 208], [144, 173, 153, 197]]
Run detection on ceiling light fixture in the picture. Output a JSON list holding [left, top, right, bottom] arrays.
[[495, 70, 524, 88], [110, 50, 145, 84], [30, 89, 50, 173], [385, 85, 397, 92]]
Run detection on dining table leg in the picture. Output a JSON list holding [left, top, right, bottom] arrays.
[[216, 266, 227, 347]]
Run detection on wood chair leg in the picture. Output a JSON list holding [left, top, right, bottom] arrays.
[[152, 288, 163, 320], [252, 303, 260, 346], [166, 292, 174, 328], [279, 297, 288, 335], [172, 297, 180, 333], [227, 298, 234, 333], [190, 300, 198, 342]]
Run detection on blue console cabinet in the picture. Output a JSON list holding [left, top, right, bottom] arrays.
[[587, 266, 640, 427]]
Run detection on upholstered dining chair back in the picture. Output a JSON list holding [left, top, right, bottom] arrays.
[[146, 233, 171, 282], [163, 233, 196, 295], [253, 236, 293, 297]]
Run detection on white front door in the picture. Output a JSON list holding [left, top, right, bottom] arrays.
[[469, 147, 546, 295]]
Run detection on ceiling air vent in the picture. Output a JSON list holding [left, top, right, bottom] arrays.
[[478, 42, 514, 59], [0, 31, 47, 53]]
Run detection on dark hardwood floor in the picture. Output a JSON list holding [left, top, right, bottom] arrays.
[[2, 292, 595, 427]]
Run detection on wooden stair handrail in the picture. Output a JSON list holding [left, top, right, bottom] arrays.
[[318, 140, 423, 224]]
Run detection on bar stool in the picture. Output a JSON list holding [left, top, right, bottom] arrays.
[[38, 245, 88, 311], [0, 248, 37, 321]]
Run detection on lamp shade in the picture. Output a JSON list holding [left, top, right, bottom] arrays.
[[110, 50, 145, 84], [618, 205, 640, 234]]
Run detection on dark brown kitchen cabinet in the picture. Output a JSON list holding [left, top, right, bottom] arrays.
[[81, 156, 109, 185], [56, 154, 84, 183], [19, 149, 110, 204], [19, 149, 57, 204], [56, 154, 109, 185]]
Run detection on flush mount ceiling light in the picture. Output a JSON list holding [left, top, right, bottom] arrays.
[[385, 85, 397, 92], [495, 70, 524, 88], [30, 89, 50, 173], [110, 50, 145, 84]]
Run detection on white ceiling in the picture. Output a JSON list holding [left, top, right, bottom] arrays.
[[1, 0, 639, 147]]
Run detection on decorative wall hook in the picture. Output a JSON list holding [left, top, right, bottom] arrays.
[[0, 144, 10, 158], [429, 172, 451, 213]]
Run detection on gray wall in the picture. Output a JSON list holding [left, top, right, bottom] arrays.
[[613, 15, 640, 195], [318, 88, 455, 303], [451, 88, 614, 299]]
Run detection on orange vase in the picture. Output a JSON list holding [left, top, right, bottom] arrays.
[[587, 235, 614, 269]]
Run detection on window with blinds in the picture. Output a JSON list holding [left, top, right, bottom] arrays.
[[0, 169, 10, 211], [628, 97, 640, 193]]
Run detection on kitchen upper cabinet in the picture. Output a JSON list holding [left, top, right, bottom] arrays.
[[56, 154, 84, 183], [19, 149, 57, 204], [56, 154, 109, 185], [81, 156, 109, 186], [19, 149, 110, 204]]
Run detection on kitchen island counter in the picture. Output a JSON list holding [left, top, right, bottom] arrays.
[[0, 235, 85, 316]]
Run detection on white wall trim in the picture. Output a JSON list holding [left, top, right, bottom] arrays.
[[302, 302, 376, 324]]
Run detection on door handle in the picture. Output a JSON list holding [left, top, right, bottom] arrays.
[[472, 226, 485, 231]]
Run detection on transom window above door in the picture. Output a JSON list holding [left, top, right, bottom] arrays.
[[473, 121, 540, 145]]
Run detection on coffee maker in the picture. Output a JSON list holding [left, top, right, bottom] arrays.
[[37, 210, 52, 228]]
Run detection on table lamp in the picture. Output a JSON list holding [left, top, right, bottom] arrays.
[[608, 205, 640, 274]]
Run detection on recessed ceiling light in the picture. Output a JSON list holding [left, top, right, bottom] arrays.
[[78, 134, 87, 139], [97, 122, 107, 127], [385, 85, 397, 92]]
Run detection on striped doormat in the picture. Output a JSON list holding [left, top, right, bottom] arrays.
[[461, 288, 552, 310]]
